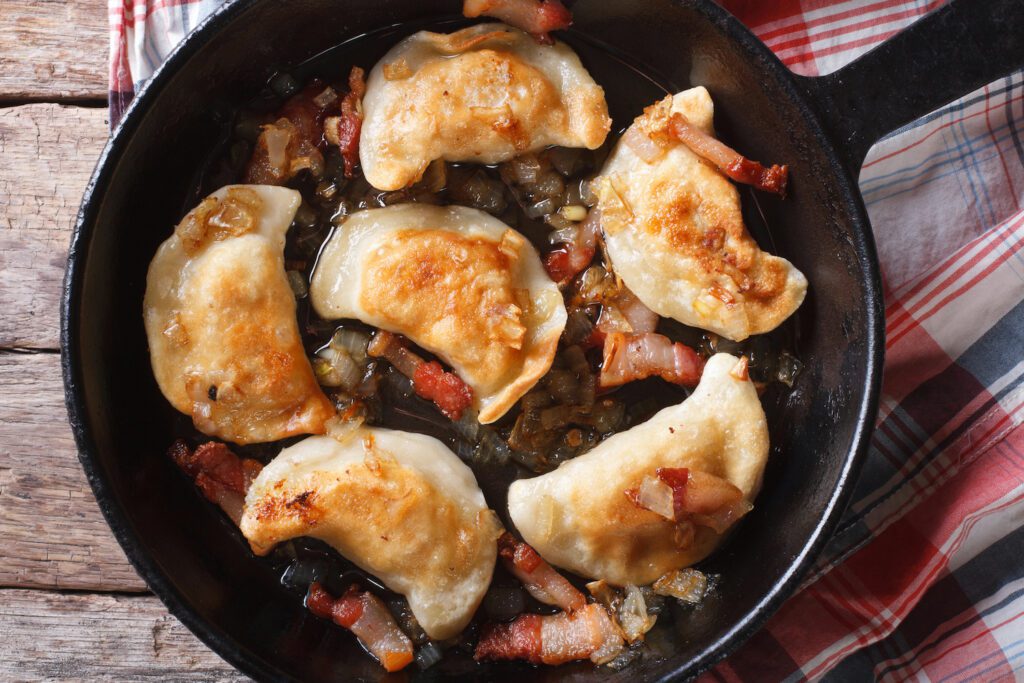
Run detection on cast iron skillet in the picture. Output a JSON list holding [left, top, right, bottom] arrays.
[[62, 0, 1024, 680]]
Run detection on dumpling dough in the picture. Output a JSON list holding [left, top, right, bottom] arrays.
[[310, 204, 566, 424], [507, 353, 768, 586], [144, 185, 334, 445], [240, 429, 502, 640], [594, 87, 807, 341], [360, 22, 611, 190]]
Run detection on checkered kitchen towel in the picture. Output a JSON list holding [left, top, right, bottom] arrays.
[[109, 0, 1024, 679]]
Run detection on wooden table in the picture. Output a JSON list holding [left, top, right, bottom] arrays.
[[0, 2, 245, 678]]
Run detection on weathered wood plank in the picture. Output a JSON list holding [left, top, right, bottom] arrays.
[[0, 351, 146, 592], [0, 0, 108, 100], [0, 588, 245, 681], [0, 104, 108, 350]]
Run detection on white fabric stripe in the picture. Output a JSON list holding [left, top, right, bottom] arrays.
[[800, 486, 1024, 679]]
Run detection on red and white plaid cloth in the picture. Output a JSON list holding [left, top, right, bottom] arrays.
[[109, 1, 1024, 679]]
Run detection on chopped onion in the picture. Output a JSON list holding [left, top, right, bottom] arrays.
[[652, 568, 709, 604], [549, 226, 578, 245], [330, 328, 370, 363], [509, 154, 542, 184], [617, 585, 657, 643], [315, 345, 361, 390], [559, 204, 588, 222], [547, 146, 583, 176], [312, 86, 338, 109], [627, 475, 675, 520], [526, 197, 556, 218], [262, 123, 292, 175]]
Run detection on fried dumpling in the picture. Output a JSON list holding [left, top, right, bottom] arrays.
[[594, 87, 807, 341], [144, 185, 334, 445], [310, 204, 566, 423], [240, 429, 502, 640], [507, 353, 769, 586], [360, 22, 611, 190]]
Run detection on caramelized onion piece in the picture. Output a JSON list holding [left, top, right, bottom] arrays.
[[168, 439, 263, 525], [307, 583, 414, 672], [599, 331, 703, 388], [245, 81, 336, 184], [667, 112, 788, 196], [475, 604, 623, 665], [498, 532, 586, 612], [462, 0, 572, 44], [631, 467, 752, 534]]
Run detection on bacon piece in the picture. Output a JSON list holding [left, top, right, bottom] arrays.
[[599, 331, 704, 388], [475, 604, 624, 665], [413, 361, 473, 420], [325, 67, 366, 178], [367, 331, 474, 420], [463, 0, 572, 44], [307, 583, 414, 672], [667, 113, 788, 196], [498, 532, 586, 612], [545, 208, 600, 285], [168, 440, 263, 525], [245, 81, 335, 184], [648, 467, 751, 533]]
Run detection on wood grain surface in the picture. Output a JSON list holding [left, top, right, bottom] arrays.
[[0, 104, 109, 350], [0, 0, 108, 101], [0, 0, 264, 676], [0, 589, 244, 681], [0, 351, 146, 592]]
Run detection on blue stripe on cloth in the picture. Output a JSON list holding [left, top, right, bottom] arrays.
[[862, 123, 1020, 205], [807, 303, 1024, 574], [819, 520, 1024, 682]]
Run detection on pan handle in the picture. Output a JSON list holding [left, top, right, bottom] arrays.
[[799, 0, 1024, 177]]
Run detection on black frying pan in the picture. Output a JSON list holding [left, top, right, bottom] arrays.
[[61, 0, 1024, 680]]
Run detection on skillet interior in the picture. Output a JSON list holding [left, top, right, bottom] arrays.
[[63, 0, 882, 680]]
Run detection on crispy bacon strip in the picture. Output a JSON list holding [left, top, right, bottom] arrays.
[[413, 361, 474, 420], [367, 331, 474, 420], [545, 209, 600, 285], [668, 112, 788, 196], [475, 603, 624, 665], [325, 67, 366, 178], [307, 583, 414, 672], [168, 440, 263, 525], [498, 532, 586, 612], [463, 0, 572, 44], [626, 467, 751, 534], [599, 331, 704, 388]]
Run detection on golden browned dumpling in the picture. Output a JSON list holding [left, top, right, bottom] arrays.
[[594, 87, 807, 341], [240, 429, 502, 640], [507, 353, 769, 586], [360, 23, 611, 190], [309, 204, 566, 424], [144, 185, 334, 445]]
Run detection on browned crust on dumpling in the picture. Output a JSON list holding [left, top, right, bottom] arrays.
[[361, 24, 610, 190], [145, 187, 334, 444], [358, 227, 561, 423], [597, 90, 806, 340]]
